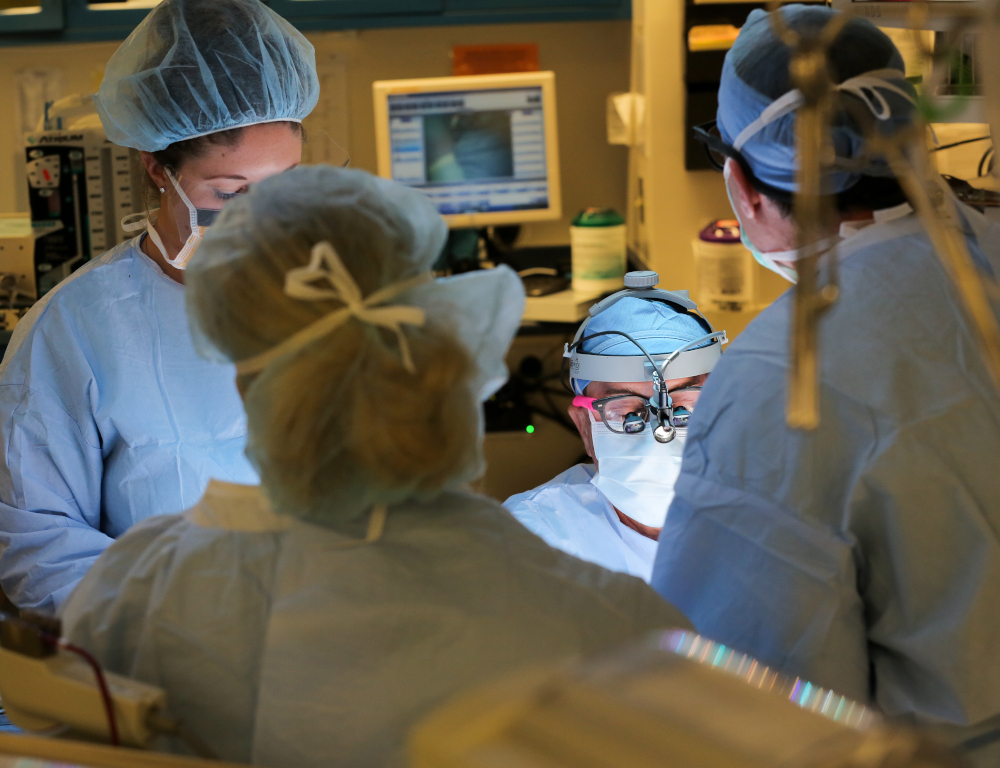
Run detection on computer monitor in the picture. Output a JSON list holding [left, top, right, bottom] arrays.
[[373, 71, 562, 228]]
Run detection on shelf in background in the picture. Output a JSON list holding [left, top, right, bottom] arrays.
[[830, 0, 980, 31], [0, 0, 631, 45]]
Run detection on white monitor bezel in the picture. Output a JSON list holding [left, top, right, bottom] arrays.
[[373, 71, 562, 229]]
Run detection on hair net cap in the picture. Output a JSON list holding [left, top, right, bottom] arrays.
[[95, 0, 319, 152], [718, 4, 916, 194], [186, 166, 525, 525]]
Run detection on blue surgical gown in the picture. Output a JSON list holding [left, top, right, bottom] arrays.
[[651, 204, 1000, 760], [61, 480, 690, 767], [0, 238, 257, 612], [505, 464, 658, 581]]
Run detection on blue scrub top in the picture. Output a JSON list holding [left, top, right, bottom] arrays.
[[0, 238, 258, 611], [651, 204, 1000, 760]]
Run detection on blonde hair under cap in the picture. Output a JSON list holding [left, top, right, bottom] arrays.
[[186, 166, 524, 527]]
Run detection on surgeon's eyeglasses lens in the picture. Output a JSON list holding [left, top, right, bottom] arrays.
[[671, 407, 692, 428], [599, 395, 651, 434], [696, 122, 727, 172], [623, 412, 646, 434]]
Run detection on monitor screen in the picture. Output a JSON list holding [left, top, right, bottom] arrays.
[[386, 86, 550, 216]]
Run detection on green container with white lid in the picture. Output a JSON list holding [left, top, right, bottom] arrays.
[[571, 208, 627, 293], [572, 208, 626, 227]]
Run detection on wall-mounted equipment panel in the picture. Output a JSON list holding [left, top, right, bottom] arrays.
[[447, 0, 620, 9], [59, 0, 154, 42], [830, 0, 978, 32], [0, 0, 63, 35], [0, 0, 630, 44], [268, 0, 442, 23]]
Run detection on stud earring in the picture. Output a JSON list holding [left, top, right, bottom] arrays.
[[159, 187, 165, 193]]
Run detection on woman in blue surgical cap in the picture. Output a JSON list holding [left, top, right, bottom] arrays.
[[0, 0, 320, 612]]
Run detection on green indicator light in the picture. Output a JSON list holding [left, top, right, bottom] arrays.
[[525, 425, 535, 434]]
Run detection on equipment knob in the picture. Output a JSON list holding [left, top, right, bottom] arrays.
[[624, 271, 658, 289]]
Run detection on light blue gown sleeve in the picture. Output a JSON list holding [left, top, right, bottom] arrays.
[[60, 515, 281, 764], [653, 302, 1000, 735], [650, 351, 872, 704], [652, 472, 870, 701], [0, 305, 110, 612]]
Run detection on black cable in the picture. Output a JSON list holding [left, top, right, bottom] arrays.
[[930, 135, 991, 153], [565, 329, 723, 393], [561, 329, 668, 396], [979, 147, 994, 178], [563, 329, 724, 441], [573, 330, 666, 384]]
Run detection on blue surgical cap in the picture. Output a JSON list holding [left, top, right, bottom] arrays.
[[95, 0, 319, 152], [573, 297, 709, 394], [718, 5, 916, 194]]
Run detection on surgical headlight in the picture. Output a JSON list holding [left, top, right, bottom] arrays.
[[563, 271, 727, 444]]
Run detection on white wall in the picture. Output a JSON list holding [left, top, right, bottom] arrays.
[[0, 12, 789, 339], [0, 19, 633, 247], [634, 0, 788, 336], [641, 0, 732, 292]]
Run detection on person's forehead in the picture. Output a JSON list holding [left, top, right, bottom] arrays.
[[585, 375, 706, 397], [185, 124, 303, 183], [587, 381, 654, 397]]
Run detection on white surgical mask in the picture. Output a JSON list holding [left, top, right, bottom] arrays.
[[723, 162, 838, 284], [591, 421, 686, 528], [146, 168, 221, 270]]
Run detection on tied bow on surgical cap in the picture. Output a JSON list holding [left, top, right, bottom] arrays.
[[730, 69, 916, 154], [234, 241, 432, 376], [717, 6, 918, 195]]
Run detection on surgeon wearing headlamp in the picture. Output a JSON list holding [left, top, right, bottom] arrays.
[[0, 0, 321, 612], [505, 273, 726, 582], [653, 6, 1000, 762]]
